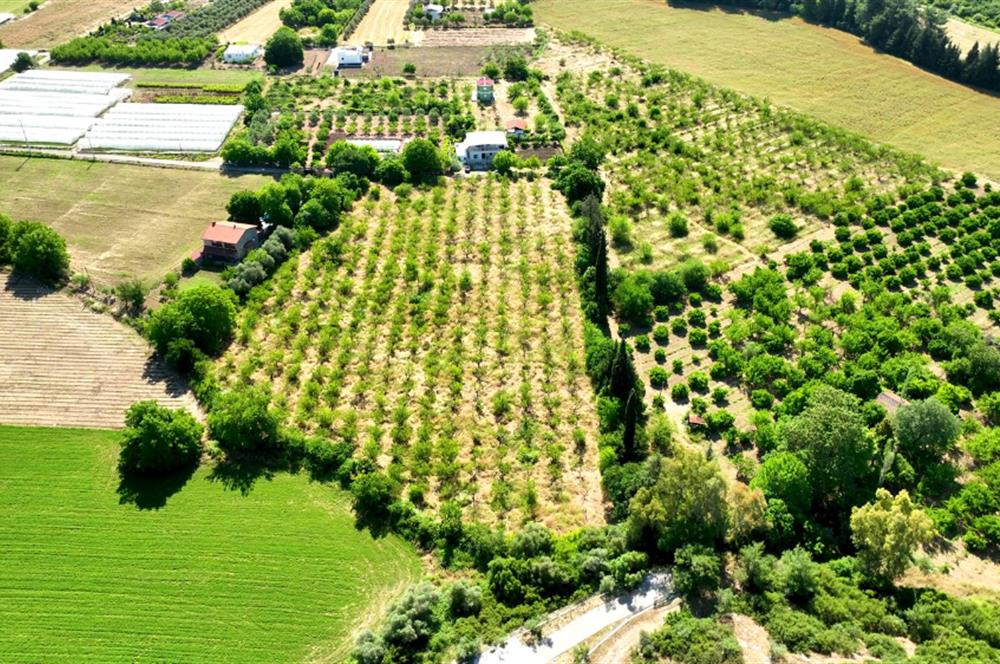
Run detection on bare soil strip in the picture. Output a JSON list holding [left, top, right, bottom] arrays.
[[0, 272, 197, 429]]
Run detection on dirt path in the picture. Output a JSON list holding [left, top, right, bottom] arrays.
[[0, 271, 198, 428], [219, 0, 291, 44], [350, 0, 409, 46]]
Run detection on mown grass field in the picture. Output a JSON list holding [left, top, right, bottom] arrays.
[[535, 0, 1000, 181], [0, 156, 270, 286], [54, 64, 265, 87], [0, 0, 28, 13], [0, 425, 421, 663]]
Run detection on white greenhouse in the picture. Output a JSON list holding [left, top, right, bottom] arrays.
[[80, 103, 245, 152]]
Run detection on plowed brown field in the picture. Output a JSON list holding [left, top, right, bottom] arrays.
[[0, 272, 198, 428]]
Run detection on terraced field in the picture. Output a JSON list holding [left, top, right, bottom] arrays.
[[219, 178, 605, 531], [0, 272, 196, 428], [0, 426, 421, 663]]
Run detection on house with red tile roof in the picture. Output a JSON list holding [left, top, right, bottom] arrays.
[[201, 222, 259, 263]]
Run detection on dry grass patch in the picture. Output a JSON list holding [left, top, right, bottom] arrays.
[[0, 156, 271, 286], [351, 0, 410, 46], [0, 0, 136, 47], [219, 0, 291, 44], [0, 271, 197, 429]]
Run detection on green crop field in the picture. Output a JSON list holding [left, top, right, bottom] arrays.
[[0, 156, 271, 286], [535, 0, 1000, 181], [55, 65, 265, 88], [0, 426, 421, 663]]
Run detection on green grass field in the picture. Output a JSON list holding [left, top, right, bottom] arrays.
[[0, 156, 270, 286], [0, 426, 421, 663], [0, 0, 28, 13], [536, 0, 1000, 181]]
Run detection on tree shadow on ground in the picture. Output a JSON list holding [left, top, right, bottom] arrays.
[[666, 0, 788, 21], [117, 462, 198, 510], [141, 355, 191, 398], [2, 270, 51, 301], [207, 456, 277, 496]]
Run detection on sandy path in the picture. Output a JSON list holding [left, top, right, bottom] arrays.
[[350, 0, 409, 46], [0, 271, 198, 429], [219, 0, 291, 44]]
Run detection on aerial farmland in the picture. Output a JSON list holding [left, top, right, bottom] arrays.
[[1, 0, 999, 662]]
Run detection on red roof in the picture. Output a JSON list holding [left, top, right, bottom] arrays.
[[506, 118, 527, 131], [688, 413, 707, 427], [477, 77, 494, 87], [147, 17, 169, 27], [163, 10, 185, 19], [202, 222, 256, 245]]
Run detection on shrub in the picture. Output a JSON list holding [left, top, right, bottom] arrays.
[[671, 382, 689, 403], [769, 213, 799, 239], [668, 212, 689, 238], [401, 138, 442, 181], [119, 401, 203, 475], [673, 544, 722, 599], [636, 611, 742, 664], [649, 367, 669, 389], [7, 221, 70, 284]]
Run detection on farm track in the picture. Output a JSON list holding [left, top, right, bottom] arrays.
[[0, 272, 197, 428]]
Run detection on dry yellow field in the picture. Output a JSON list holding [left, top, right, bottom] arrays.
[[0, 272, 197, 428], [351, 0, 409, 46], [219, 0, 291, 44], [535, 0, 1000, 181], [0, 157, 270, 286], [946, 17, 1000, 53], [0, 0, 135, 47]]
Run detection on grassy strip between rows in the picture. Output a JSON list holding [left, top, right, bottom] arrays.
[[0, 425, 421, 663]]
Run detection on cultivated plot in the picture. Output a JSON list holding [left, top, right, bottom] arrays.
[[0, 425, 421, 663], [0, 156, 271, 285], [350, 0, 410, 46], [0, 272, 197, 428], [0, 0, 137, 47], [220, 178, 606, 531], [219, 0, 291, 45], [535, 0, 1000, 181]]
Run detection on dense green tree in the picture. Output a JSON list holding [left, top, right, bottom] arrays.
[[672, 544, 722, 599], [147, 284, 237, 358], [119, 401, 203, 475], [264, 26, 304, 67], [401, 138, 442, 181], [7, 221, 70, 284], [206, 385, 281, 454], [751, 451, 812, 520], [781, 385, 875, 512], [326, 140, 380, 178], [851, 488, 934, 581], [226, 190, 261, 223], [892, 397, 960, 472], [627, 449, 729, 553]]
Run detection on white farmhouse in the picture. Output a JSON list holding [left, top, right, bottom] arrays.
[[455, 131, 508, 170], [423, 3, 444, 20], [325, 46, 365, 70], [222, 43, 262, 64]]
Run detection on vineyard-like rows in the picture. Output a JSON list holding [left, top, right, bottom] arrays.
[[220, 177, 605, 530], [554, 63, 940, 273]]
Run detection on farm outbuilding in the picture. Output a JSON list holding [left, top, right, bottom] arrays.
[[346, 138, 403, 154], [222, 43, 262, 64], [326, 46, 366, 70], [201, 222, 260, 262], [0, 12, 15, 25], [455, 130, 508, 170], [506, 118, 527, 136], [423, 3, 444, 20], [476, 77, 494, 104]]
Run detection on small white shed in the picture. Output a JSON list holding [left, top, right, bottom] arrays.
[[222, 43, 262, 64], [0, 12, 16, 26], [424, 3, 444, 20], [326, 46, 365, 69]]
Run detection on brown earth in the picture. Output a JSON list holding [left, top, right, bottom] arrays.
[[0, 0, 138, 47], [350, 0, 409, 46], [0, 271, 198, 429]]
